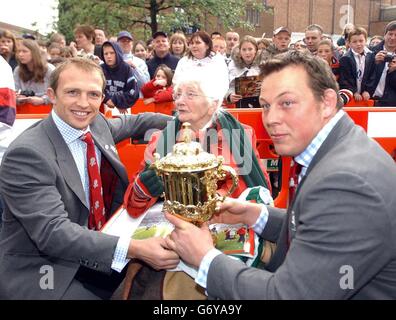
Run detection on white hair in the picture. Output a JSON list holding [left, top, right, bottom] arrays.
[[173, 70, 226, 108]]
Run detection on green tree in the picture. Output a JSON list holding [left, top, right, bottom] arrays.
[[57, 0, 265, 42]]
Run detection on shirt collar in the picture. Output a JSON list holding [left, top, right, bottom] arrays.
[[52, 110, 90, 145], [294, 109, 345, 170], [351, 48, 370, 57]]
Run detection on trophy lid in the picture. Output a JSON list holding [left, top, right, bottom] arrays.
[[154, 122, 220, 172]]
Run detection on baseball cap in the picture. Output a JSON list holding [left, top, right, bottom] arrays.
[[22, 33, 36, 40], [152, 31, 168, 39], [273, 27, 291, 36], [117, 31, 133, 41]]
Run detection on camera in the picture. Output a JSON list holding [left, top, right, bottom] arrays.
[[19, 89, 35, 97], [384, 52, 395, 63]]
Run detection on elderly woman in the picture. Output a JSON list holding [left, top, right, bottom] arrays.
[[124, 73, 271, 218], [226, 36, 261, 108]]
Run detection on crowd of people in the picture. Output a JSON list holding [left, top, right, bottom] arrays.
[[1, 21, 396, 111], [0, 20, 395, 300]]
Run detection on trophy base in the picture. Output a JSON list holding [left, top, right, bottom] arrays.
[[164, 199, 220, 227]]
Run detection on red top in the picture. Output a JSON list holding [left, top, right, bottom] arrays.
[[141, 79, 174, 103]]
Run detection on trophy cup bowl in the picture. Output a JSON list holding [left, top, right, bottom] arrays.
[[151, 122, 238, 226]]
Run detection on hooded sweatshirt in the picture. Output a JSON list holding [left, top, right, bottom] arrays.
[[100, 41, 139, 109]]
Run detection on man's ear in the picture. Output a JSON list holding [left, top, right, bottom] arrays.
[[47, 88, 56, 104], [322, 89, 338, 119]]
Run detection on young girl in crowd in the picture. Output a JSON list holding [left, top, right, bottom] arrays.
[[317, 39, 340, 80], [227, 35, 261, 108], [141, 64, 174, 104], [0, 30, 18, 70], [14, 39, 55, 105], [133, 40, 149, 61]]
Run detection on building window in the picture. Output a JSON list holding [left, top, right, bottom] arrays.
[[246, 6, 260, 26], [380, 6, 396, 21]]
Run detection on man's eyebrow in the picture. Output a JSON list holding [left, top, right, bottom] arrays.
[[260, 91, 294, 103]]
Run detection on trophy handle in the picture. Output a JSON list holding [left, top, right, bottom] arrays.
[[218, 165, 239, 197]]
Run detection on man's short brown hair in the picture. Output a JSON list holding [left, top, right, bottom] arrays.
[[260, 50, 343, 109], [347, 27, 368, 42], [49, 57, 106, 93]]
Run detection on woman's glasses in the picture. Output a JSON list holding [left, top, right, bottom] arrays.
[[173, 91, 204, 101]]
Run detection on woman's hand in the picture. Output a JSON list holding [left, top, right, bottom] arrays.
[[230, 93, 243, 103]]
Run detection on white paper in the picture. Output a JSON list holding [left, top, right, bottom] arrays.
[[367, 112, 396, 138], [101, 204, 156, 237]]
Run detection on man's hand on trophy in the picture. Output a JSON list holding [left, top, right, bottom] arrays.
[[210, 198, 263, 227], [134, 167, 164, 199], [165, 212, 214, 268]]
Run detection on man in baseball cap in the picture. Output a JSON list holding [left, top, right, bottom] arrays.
[[152, 31, 168, 39], [260, 26, 292, 63], [272, 26, 291, 51], [117, 31, 133, 41], [147, 31, 179, 78], [116, 30, 150, 95]]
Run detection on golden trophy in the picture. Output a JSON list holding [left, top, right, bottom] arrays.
[[151, 123, 239, 226]]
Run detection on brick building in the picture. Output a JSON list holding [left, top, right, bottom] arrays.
[[205, 0, 396, 39], [268, 0, 396, 37]]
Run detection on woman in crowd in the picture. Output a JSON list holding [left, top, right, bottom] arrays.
[[141, 64, 174, 105], [14, 39, 55, 105], [124, 73, 271, 218], [70, 25, 101, 63], [49, 32, 66, 48], [257, 38, 271, 51], [226, 36, 261, 108], [133, 40, 149, 61], [169, 32, 188, 58], [0, 30, 18, 70], [172, 31, 229, 97], [368, 35, 384, 50], [337, 22, 355, 47]]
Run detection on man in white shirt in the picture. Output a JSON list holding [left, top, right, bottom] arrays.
[[117, 31, 150, 94]]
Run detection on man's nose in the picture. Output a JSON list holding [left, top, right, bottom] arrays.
[[263, 105, 281, 125], [77, 93, 90, 107]]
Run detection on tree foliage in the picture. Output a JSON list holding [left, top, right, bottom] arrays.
[[57, 0, 265, 42]]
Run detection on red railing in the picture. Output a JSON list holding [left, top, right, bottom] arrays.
[[16, 104, 396, 208]]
